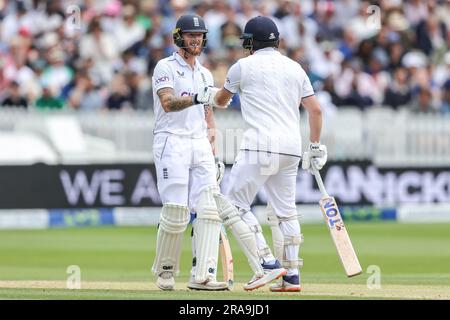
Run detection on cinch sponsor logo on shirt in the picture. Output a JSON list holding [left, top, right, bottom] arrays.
[[154, 76, 169, 85], [181, 91, 194, 97]]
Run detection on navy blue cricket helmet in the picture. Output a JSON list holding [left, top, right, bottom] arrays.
[[173, 14, 208, 49], [240, 16, 280, 51]]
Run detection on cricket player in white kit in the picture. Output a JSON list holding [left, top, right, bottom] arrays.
[[196, 16, 327, 292], [151, 14, 228, 291]]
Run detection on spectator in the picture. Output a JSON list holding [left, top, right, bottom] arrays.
[[309, 41, 343, 80], [383, 67, 412, 109], [282, 2, 317, 50], [404, 0, 430, 28], [106, 74, 133, 110], [125, 71, 153, 111], [335, 59, 375, 109], [68, 73, 105, 111], [220, 6, 242, 50], [79, 17, 119, 84], [35, 85, 64, 109], [338, 27, 358, 61], [441, 79, 450, 115], [321, 75, 342, 107], [366, 49, 391, 104], [387, 39, 406, 71], [410, 86, 437, 114], [1, 81, 28, 108], [347, 1, 380, 41], [114, 49, 147, 76], [113, 4, 145, 52], [0, 1, 32, 43], [40, 49, 73, 97], [415, 15, 447, 56], [130, 28, 154, 58], [203, 0, 229, 50]]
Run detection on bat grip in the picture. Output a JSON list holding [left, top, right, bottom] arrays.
[[312, 169, 329, 198]]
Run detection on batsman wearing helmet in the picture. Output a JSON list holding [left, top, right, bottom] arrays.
[[151, 14, 227, 291], [195, 16, 327, 292]]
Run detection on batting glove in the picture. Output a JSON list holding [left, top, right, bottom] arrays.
[[194, 86, 219, 107], [302, 142, 328, 173]]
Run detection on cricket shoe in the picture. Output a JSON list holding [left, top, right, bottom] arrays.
[[156, 271, 175, 291], [187, 274, 229, 291], [243, 260, 286, 291], [270, 274, 301, 292]]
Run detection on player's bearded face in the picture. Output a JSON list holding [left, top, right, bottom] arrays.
[[183, 33, 204, 56]]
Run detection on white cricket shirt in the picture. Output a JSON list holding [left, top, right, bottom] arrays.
[[224, 48, 314, 156], [152, 52, 214, 137]]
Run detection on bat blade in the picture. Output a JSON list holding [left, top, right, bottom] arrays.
[[219, 226, 234, 288], [319, 196, 362, 277]]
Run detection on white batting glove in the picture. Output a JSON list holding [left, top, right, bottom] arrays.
[[194, 86, 219, 107], [302, 142, 328, 173]]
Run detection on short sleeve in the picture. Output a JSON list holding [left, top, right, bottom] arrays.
[[302, 71, 315, 98], [223, 62, 241, 94], [152, 61, 174, 92]]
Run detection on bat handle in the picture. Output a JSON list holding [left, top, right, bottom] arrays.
[[312, 169, 329, 198]]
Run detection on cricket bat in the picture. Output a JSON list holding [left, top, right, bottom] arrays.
[[216, 159, 234, 288], [313, 169, 363, 277], [219, 226, 234, 289]]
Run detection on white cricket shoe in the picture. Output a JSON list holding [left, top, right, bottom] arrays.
[[188, 273, 229, 291], [243, 260, 286, 291], [156, 271, 175, 291], [270, 274, 301, 292]]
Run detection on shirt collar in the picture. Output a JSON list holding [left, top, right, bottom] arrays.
[[172, 52, 201, 71], [254, 47, 279, 55]]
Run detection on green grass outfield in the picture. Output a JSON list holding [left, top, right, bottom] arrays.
[[0, 222, 449, 300]]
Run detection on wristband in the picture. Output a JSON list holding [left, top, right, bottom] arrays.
[[193, 94, 199, 105]]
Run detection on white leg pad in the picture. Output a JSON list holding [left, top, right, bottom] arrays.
[[267, 207, 304, 269], [194, 186, 223, 283], [282, 234, 304, 268], [214, 193, 263, 276], [240, 209, 274, 261], [152, 203, 190, 276], [266, 204, 284, 262]]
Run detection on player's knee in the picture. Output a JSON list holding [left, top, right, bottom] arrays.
[[278, 212, 301, 235]]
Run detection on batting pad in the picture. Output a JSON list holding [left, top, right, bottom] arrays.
[[194, 186, 222, 283], [266, 205, 284, 262], [267, 206, 303, 270], [214, 193, 264, 277], [152, 204, 190, 276]]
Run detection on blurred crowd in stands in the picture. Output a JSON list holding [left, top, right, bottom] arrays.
[[0, 0, 450, 115]]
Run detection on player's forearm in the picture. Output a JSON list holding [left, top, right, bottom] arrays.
[[302, 95, 323, 142], [308, 107, 322, 142], [161, 94, 195, 112], [205, 106, 217, 154], [215, 88, 234, 108], [205, 105, 215, 127]]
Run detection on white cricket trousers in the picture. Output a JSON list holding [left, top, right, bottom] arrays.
[[153, 133, 216, 212], [225, 150, 300, 218]]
